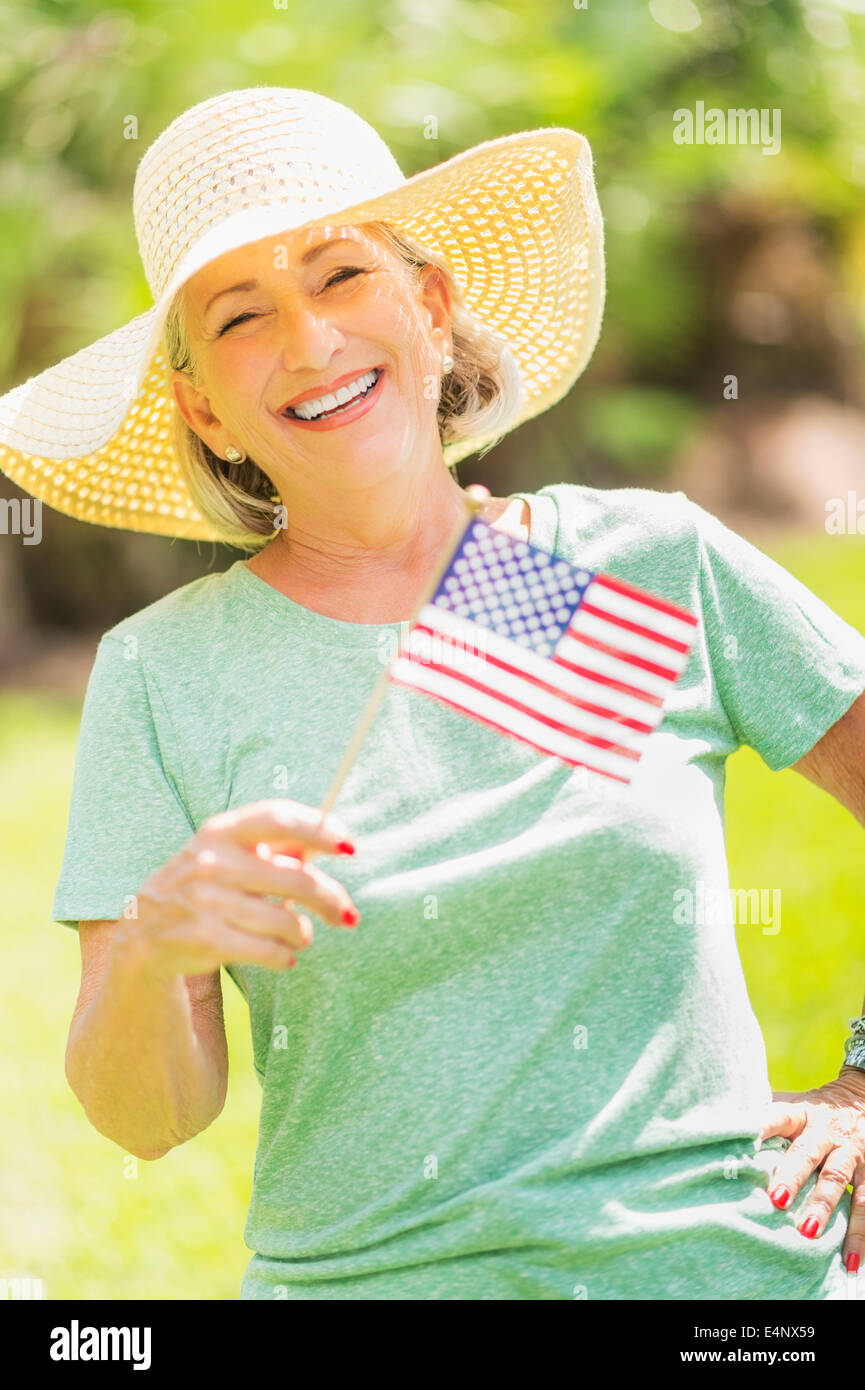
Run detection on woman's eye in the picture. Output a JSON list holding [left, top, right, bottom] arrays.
[[216, 270, 364, 334], [323, 266, 365, 289], [218, 311, 259, 336]]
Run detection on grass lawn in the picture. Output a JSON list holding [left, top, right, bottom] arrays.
[[2, 529, 864, 1300]]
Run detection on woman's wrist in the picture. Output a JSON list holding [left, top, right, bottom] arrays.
[[108, 920, 184, 991], [836, 1064, 865, 1102]]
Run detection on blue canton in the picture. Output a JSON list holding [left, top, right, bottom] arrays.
[[431, 518, 595, 659]]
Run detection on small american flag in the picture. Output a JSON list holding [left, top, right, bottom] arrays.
[[388, 514, 698, 784]]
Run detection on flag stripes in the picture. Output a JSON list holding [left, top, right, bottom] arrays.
[[386, 515, 698, 783]]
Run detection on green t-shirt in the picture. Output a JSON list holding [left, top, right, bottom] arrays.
[[52, 483, 865, 1301]]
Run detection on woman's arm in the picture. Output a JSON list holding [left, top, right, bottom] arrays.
[[791, 686, 865, 1048], [789, 689, 865, 1070], [65, 920, 228, 1161], [791, 687, 865, 827], [64, 799, 359, 1160]]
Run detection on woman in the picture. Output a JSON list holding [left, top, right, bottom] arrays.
[[3, 87, 865, 1301]]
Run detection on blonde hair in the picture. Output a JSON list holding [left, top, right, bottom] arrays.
[[163, 220, 525, 551]]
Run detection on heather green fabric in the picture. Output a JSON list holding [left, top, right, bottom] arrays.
[[53, 483, 865, 1300]]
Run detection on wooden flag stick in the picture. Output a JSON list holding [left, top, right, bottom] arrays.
[[311, 491, 488, 831]]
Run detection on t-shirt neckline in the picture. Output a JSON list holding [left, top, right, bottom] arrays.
[[228, 492, 545, 648]]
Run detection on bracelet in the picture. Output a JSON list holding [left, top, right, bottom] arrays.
[[842, 1015, 865, 1071]]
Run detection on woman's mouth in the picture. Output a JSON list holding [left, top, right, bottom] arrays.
[[281, 367, 385, 430]]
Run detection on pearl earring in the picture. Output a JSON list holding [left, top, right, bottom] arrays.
[[442, 353, 454, 374], [225, 444, 246, 463]]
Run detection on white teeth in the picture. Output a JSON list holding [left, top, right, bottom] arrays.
[[291, 369, 379, 420]]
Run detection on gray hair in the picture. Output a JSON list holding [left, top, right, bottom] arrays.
[[163, 219, 525, 551]]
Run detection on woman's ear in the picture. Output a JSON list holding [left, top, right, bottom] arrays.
[[171, 370, 225, 453], [419, 265, 452, 346]]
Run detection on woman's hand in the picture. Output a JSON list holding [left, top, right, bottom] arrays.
[[116, 798, 361, 979], [758, 1068, 865, 1272]]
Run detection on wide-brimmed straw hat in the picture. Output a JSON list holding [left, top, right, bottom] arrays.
[[0, 86, 605, 541]]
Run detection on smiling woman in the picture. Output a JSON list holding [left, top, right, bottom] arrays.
[[11, 84, 865, 1308], [162, 220, 525, 551]]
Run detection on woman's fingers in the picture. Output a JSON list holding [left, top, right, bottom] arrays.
[[202, 797, 355, 860], [766, 1105, 829, 1210], [762, 1091, 865, 1250], [188, 881, 314, 949], [131, 798, 360, 979], [842, 1161, 865, 1272], [790, 1144, 858, 1238], [192, 914, 300, 971], [183, 840, 357, 928], [759, 1097, 809, 1147]]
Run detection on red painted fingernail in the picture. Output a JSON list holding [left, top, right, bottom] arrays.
[[846, 1252, 860, 1274], [335, 840, 355, 855], [341, 907, 360, 926], [769, 1185, 791, 1208], [799, 1217, 820, 1239]]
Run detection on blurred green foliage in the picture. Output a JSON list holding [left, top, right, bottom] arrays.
[[0, 0, 856, 346], [1, 0, 865, 616], [579, 386, 701, 475]]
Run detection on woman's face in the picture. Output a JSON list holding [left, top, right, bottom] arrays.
[[171, 223, 453, 488]]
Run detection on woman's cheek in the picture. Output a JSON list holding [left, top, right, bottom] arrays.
[[219, 341, 272, 397]]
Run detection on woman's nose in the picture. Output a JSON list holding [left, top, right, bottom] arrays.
[[272, 295, 345, 370]]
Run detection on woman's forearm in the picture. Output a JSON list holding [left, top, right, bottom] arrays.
[[65, 932, 227, 1160]]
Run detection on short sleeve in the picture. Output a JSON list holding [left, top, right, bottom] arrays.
[[52, 633, 197, 931], [692, 497, 865, 771]]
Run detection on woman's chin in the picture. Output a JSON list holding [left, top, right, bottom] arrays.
[[272, 415, 425, 470]]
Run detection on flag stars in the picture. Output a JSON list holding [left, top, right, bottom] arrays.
[[433, 519, 595, 657]]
